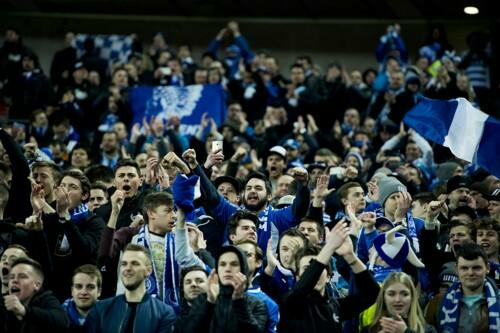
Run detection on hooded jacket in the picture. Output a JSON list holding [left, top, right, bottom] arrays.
[[278, 259, 380, 333], [177, 246, 268, 333]]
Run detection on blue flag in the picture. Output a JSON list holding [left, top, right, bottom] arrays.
[[404, 97, 500, 177], [130, 84, 227, 135]]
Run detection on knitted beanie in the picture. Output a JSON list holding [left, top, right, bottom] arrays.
[[377, 176, 407, 206], [345, 152, 364, 169], [436, 162, 459, 181]]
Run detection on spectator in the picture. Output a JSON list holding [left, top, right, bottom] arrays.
[[178, 245, 268, 333], [437, 243, 500, 333], [0, 257, 69, 333], [63, 264, 102, 332], [85, 244, 176, 333], [362, 271, 436, 333]]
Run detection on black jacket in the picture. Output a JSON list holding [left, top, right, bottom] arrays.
[[39, 212, 105, 301], [177, 291, 268, 333], [0, 289, 69, 333], [84, 293, 176, 333], [279, 260, 380, 333], [176, 245, 268, 333]]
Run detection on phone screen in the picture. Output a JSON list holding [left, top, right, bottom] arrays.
[[212, 141, 223, 153]]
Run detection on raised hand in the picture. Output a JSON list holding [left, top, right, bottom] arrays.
[[182, 149, 198, 170], [204, 150, 224, 170], [145, 157, 159, 184], [394, 191, 412, 222], [367, 180, 380, 202], [29, 176, 46, 214], [207, 270, 220, 304], [16, 212, 43, 232], [359, 211, 376, 232], [314, 174, 335, 202], [231, 272, 247, 300], [111, 190, 125, 213], [55, 187, 71, 217], [325, 220, 350, 253], [289, 167, 309, 186], [230, 146, 248, 163]]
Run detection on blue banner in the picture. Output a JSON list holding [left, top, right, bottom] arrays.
[[130, 84, 227, 136]]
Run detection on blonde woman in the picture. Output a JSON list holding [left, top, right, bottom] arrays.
[[363, 272, 436, 333]]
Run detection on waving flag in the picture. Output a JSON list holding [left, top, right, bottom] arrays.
[[73, 34, 133, 65], [129, 84, 227, 135], [404, 97, 500, 177]]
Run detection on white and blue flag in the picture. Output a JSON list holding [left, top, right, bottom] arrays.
[[404, 97, 500, 177], [73, 34, 133, 65], [129, 84, 227, 136]]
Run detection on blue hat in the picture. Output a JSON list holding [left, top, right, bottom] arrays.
[[283, 139, 300, 150], [372, 226, 424, 269]]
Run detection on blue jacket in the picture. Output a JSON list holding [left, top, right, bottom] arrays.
[[84, 293, 176, 333], [247, 287, 280, 333]]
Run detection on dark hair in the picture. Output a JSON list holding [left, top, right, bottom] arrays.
[[298, 217, 325, 241], [123, 244, 151, 265], [449, 220, 476, 241], [234, 239, 264, 261], [85, 165, 114, 184], [143, 192, 174, 223], [244, 172, 272, 196], [181, 266, 207, 285], [475, 218, 500, 239], [296, 55, 313, 65], [337, 182, 363, 202], [114, 159, 140, 177], [11, 257, 44, 282], [227, 210, 259, 241], [456, 243, 488, 266], [90, 180, 108, 192], [290, 63, 305, 71], [60, 170, 91, 197], [73, 264, 102, 289], [413, 192, 435, 205], [294, 245, 332, 276], [450, 206, 477, 221]]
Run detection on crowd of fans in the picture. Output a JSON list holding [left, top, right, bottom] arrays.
[[0, 19, 499, 333]]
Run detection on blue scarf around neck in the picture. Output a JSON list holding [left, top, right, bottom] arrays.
[[438, 278, 500, 333]]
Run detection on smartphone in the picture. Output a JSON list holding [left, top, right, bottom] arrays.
[[212, 140, 223, 153], [160, 67, 172, 76]]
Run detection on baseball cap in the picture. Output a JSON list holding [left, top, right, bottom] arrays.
[[269, 146, 287, 160], [214, 176, 241, 193]]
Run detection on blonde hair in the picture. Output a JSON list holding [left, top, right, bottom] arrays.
[[369, 272, 426, 333]]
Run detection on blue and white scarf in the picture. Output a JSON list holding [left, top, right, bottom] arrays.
[[62, 298, 86, 327], [439, 278, 500, 333], [133, 226, 180, 313], [406, 212, 419, 254], [70, 203, 90, 224]]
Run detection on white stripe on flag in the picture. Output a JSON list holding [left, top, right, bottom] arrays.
[[443, 98, 488, 162]]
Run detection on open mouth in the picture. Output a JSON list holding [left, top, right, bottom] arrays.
[[269, 166, 277, 173], [10, 286, 20, 295], [122, 185, 131, 191]]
